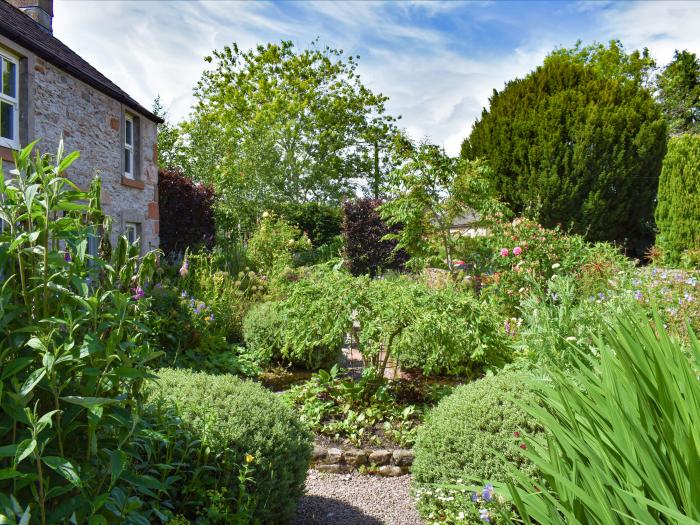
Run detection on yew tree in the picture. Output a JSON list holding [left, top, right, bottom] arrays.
[[655, 134, 700, 261], [462, 55, 667, 245]]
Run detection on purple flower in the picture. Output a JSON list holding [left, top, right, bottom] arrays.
[[131, 287, 145, 301], [209, 313, 215, 322], [64, 251, 72, 263], [482, 483, 493, 502], [471, 491, 478, 503], [479, 508, 490, 523], [634, 290, 643, 300], [181, 291, 188, 298]]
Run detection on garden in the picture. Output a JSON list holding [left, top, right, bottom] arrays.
[[2, 39, 700, 525]]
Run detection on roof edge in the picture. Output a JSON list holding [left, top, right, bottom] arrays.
[[0, 25, 163, 124]]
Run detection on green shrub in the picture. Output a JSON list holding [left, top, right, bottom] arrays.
[[357, 277, 510, 377], [504, 308, 700, 524], [146, 368, 312, 524], [412, 371, 542, 486], [243, 301, 287, 365], [655, 134, 700, 264], [248, 212, 311, 275], [275, 201, 343, 247], [463, 54, 667, 246], [280, 269, 357, 369]]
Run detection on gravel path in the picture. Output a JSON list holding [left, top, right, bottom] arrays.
[[294, 469, 424, 525]]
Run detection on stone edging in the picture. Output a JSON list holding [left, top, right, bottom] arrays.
[[312, 445, 414, 476]]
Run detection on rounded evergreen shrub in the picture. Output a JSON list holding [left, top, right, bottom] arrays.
[[147, 369, 312, 524], [412, 370, 542, 485], [243, 300, 287, 365], [655, 134, 700, 264]]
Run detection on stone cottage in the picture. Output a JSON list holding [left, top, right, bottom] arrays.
[[0, 0, 161, 252]]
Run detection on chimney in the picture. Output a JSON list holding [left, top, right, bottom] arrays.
[[8, 0, 53, 32]]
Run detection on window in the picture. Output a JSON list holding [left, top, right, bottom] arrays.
[[125, 222, 139, 245], [124, 114, 134, 179], [0, 52, 19, 149]]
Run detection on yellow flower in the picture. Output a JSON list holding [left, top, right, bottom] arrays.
[[245, 453, 254, 464]]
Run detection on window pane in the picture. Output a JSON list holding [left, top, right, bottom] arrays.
[[1, 101, 14, 140], [125, 119, 132, 145], [124, 148, 131, 174], [3, 60, 16, 98]]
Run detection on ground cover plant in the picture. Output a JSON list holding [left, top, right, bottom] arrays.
[[284, 365, 453, 447]]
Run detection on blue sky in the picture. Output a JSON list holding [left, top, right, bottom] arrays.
[[53, 0, 700, 154]]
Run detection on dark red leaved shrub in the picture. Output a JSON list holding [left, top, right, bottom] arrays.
[[342, 198, 407, 276], [158, 169, 215, 256]]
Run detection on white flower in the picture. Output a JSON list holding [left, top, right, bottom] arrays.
[[566, 336, 577, 342], [552, 263, 561, 270], [458, 512, 465, 520], [262, 211, 270, 218]]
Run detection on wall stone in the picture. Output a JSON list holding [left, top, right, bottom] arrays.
[[30, 58, 159, 252], [311, 444, 414, 476]]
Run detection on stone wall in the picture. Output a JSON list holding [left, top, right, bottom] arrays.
[[312, 443, 415, 476], [31, 56, 159, 251]]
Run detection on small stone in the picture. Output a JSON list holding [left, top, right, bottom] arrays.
[[344, 449, 368, 467], [392, 449, 415, 467], [369, 449, 392, 465], [317, 464, 349, 474], [378, 465, 403, 477], [311, 445, 326, 462], [324, 447, 343, 464]]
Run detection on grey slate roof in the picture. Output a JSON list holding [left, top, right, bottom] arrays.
[[0, 0, 162, 123]]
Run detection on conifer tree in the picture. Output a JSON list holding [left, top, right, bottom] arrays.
[[462, 55, 667, 245], [655, 134, 700, 261]]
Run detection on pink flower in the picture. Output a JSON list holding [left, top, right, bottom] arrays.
[[500, 248, 509, 257], [131, 287, 145, 301], [513, 246, 522, 256]]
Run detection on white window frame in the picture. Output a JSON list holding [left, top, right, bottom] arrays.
[[125, 222, 139, 245], [124, 114, 134, 179], [0, 52, 19, 150]]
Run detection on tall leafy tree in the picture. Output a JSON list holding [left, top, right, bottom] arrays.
[[152, 96, 185, 172], [656, 50, 700, 135], [462, 55, 667, 246], [187, 40, 398, 239], [655, 134, 700, 261]]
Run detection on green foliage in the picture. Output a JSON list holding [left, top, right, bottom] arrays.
[[547, 39, 656, 88], [504, 309, 700, 524], [146, 369, 312, 524], [242, 301, 286, 366], [412, 371, 543, 489], [467, 217, 632, 316], [462, 54, 667, 246], [0, 142, 164, 523], [380, 140, 504, 271], [357, 276, 510, 377], [280, 269, 356, 369], [656, 50, 700, 135], [247, 213, 311, 275], [152, 96, 187, 172], [284, 366, 449, 447], [185, 39, 398, 239], [274, 201, 343, 248], [655, 134, 700, 262]]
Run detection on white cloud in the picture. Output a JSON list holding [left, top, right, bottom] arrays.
[[51, 0, 700, 157]]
